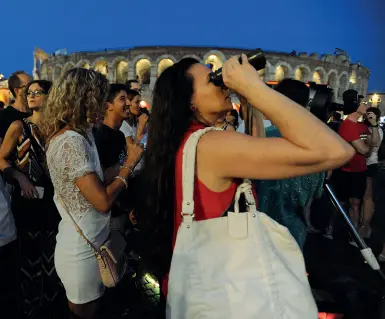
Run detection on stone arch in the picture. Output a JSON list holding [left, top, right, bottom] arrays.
[[181, 54, 202, 63], [293, 64, 311, 82], [111, 56, 129, 83], [327, 70, 338, 97], [274, 62, 293, 82], [93, 58, 109, 77], [40, 64, 48, 80], [203, 50, 226, 72], [53, 64, 63, 80], [136, 58, 152, 85], [312, 67, 327, 84], [155, 54, 177, 65], [156, 54, 177, 77], [47, 67, 53, 81], [62, 62, 75, 75], [263, 61, 273, 82], [338, 72, 349, 98], [157, 59, 174, 77], [77, 59, 91, 69], [129, 54, 152, 84]]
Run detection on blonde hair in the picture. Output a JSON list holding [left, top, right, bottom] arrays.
[[40, 68, 109, 143]]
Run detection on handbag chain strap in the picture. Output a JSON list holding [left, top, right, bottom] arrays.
[[56, 194, 101, 260]]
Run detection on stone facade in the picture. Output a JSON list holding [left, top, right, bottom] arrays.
[[38, 46, 370, 104]]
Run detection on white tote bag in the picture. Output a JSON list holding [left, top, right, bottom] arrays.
[[166, 127, 318, 319]]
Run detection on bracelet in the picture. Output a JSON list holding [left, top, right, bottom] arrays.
[[120, 165, 133, 172], [114, 176, 128, 189]]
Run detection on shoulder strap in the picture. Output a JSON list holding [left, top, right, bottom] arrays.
[[56, 195, 101, 258], [181, 127, 219, 222]]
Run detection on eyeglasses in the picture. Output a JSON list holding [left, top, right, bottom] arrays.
[[26, 90, 45, 97]]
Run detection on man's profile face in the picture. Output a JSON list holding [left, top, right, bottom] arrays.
[[107, 90, 129, 120], [15, 73, 32, 105]]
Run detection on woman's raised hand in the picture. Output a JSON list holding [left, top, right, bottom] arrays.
[[222, 54, 263, 97]]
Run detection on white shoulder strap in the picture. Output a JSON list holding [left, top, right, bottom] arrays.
[[181, 127, 219, 222]]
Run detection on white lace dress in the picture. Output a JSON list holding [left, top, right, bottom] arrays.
[[46, 130, 110, 304]]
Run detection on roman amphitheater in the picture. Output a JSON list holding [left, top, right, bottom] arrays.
[[34, 46, 370, 104]]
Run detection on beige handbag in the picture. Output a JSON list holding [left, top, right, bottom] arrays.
[[57, 196, 127, 288]]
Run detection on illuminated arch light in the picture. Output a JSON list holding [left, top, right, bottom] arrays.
[[95, 61, 108, 76], [136, 59, 151, 84], [116, 61, 128, 83], [275, 65, 288, 82], [312, 71, 323, 84], [349, 71, 357, 84], [205, 55, 223, 72], [80, 63, 90, 69], [258, 68, 265, 82], [294, 67, 309, 82], [157, 59, 174, 77]]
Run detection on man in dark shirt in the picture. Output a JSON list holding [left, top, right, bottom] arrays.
[[0, 71, 32, 146], [94, 84, 130, 233], [94, 84, 128, 178]]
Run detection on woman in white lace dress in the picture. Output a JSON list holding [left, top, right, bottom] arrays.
[[40, 69, 143, 319]]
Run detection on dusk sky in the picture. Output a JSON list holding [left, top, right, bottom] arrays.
[[1, 0, 384, 92]]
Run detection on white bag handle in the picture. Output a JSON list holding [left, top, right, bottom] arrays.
[[181, 127, 219, 222], [233, 181, 257, 214], [181, 127, 257, 222]]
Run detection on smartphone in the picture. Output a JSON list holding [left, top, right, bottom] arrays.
[[35, 186, 45, 199]]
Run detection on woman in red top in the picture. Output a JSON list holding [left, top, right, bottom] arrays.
[[137, 55, 354, 295]]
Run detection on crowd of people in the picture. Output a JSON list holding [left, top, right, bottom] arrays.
[[0, 54, 383, 319]]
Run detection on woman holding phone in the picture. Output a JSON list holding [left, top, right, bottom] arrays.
[[0, 80, 62, 318]]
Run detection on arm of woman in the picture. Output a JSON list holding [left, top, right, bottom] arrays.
[[59, 135, 143, 214], [75, 171, 129, 214], [0, 121, 39, 199], [197, 55, 354, 181], [0, 121, 23, 173]]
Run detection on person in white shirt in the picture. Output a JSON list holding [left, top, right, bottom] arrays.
[[0, 174, 18, 314], [120, 89, 148, 172], [361, 107, 383, 237]]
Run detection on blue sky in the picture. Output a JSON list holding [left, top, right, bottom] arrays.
[[1, 0, 384, 92]]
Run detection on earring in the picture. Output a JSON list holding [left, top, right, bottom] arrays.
[[191, 104, 197, 111]]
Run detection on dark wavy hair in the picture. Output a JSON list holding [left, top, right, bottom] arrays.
[[26, 80, 52, 94], [136, 58, 199, 273]]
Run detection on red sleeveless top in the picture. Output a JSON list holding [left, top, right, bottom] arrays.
[[173, 122, 241, 245], [162, 121, 256, 296]]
